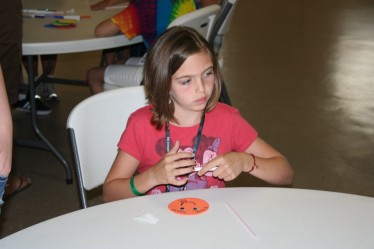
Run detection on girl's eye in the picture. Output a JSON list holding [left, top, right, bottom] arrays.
[[203, 70, 214, 79], [181, 79, 191, 85]]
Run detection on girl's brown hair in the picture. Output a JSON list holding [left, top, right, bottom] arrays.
[[143, 26, 222, 130]]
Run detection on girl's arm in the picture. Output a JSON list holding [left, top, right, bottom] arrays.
[[198, 137, 294, 185], [243, 138, 293, 185], [102, 151, 141, 202], [103, 141, 196, 202]]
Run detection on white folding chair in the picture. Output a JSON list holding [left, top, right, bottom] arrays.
[[208, 0, 239, 105], [103, 4, 221, 91], [67, 86, 147, 208], [209, 0, 239, 56], [167, 4, 221, 40]]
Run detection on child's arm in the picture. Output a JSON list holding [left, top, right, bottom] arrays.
[[102, 151, 140, 202], [90, 0, 126, 10], [94, 18, 120, 37], [198, 137, 294, 185], [103, 141, 196, 202]]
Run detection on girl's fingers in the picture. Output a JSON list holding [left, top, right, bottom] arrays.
[[165, 140, 194, 163], [167, 140, 180, 154]]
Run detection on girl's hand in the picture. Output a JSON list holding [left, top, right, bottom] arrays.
[[150, 141, 196, 186], [198, 152, 252, 181]]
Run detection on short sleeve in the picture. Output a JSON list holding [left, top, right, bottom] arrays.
[[231, 109, 258, 151], [117, 112, 144, 161], [111, 4, 141, 40]]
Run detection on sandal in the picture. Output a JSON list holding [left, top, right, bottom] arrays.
[[3, 175, 32, 201]]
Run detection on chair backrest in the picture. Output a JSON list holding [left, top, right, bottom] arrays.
[[168, 4, 221, 40], [218, 0, 238, 36], [206, 0, 238, 105], [209, 0, 238, 44], [67, 86, 147, 208]]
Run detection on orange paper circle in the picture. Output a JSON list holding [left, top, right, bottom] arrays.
[[168, 197, 209, 215]]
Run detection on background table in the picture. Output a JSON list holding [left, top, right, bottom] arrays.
[[20, 0, 143, 183], [1, 187, 373, 249], [22, 0, 143, 55]]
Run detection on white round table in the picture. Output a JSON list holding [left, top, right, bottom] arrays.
[[1, 187, 373, 249]]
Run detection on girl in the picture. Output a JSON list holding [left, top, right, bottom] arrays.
[[103, 26, 293, 202]]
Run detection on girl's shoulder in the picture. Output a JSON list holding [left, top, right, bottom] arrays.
[[128, 104, 153, 121], [209, 102, 240, 116], [132, 104, 152, 114]]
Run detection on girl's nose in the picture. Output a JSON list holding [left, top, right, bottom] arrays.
[[196, 78, 205, 93]]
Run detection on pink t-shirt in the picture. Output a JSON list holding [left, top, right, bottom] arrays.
[[118, 103, 258, 195]]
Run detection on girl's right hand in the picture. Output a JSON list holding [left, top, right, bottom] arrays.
[[150, 141, 196, 186]]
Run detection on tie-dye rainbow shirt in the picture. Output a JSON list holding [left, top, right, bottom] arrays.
[[111, 0, 197, 47]]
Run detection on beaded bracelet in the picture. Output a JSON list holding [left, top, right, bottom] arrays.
[[130, 176, 144, 196], [247, 154, 259, 173]]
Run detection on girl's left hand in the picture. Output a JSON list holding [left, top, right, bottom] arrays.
[[197, 152, 251, 181]]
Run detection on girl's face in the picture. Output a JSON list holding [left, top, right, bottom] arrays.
[[170, 51, 214, 116]]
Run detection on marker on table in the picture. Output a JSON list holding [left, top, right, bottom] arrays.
[[23, 9, 64, 15], [51, 15, 82, 21], [32, 15, 91, 21]]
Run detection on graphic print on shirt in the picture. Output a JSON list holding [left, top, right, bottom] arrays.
[[155, 134, 225, 192]]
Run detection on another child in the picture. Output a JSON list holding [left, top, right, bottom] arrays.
[[103, 26, 293, 202], [87, 0, 199, 94], [87, 0, 222, 94]]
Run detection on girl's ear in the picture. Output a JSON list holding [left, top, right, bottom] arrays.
[[169, 94, 174, 104]]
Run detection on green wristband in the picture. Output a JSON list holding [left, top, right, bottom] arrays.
[[130, 176, 144, 196]]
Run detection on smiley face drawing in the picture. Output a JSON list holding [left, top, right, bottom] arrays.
[[168, 198, 209, 215]]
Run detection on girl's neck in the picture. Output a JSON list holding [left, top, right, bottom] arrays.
[[171, 110, 205, 127]]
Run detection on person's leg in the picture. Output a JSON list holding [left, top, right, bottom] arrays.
[[16, 55, 52, 115], [41, 54, 57, 73], [103, 64, 144, 91], [88, 44, 146, 95], [3, 175, 32, 201], [22, 55, 39, 77], [86, 66, 106, 94], [41, 54, 59, 101], [102, 49, 118, 66], [22, 55, 43, 98], [0, 0, 32, 210], [0, 0, 22, 105], [102, 46, 131, 66]]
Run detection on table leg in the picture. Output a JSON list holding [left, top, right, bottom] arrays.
[[15, 55, 73, 184]]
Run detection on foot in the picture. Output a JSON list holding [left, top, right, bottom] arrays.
[[3, 175, 32, 201], [44, 83, 60, 102], [12, 98, 52, 115], [46, 92, 60, 102]]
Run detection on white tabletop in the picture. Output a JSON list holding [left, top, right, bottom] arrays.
[[22, 0, 143, 55], [1, 187, 373, 249]]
